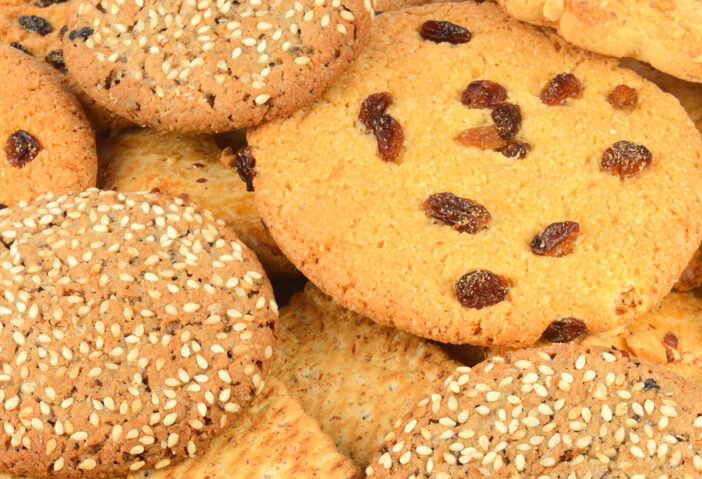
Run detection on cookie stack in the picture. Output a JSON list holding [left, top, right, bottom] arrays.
[[2, 0, 702, 477]]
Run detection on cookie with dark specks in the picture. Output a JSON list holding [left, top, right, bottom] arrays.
[[249, 1, 702, 347], [62, 0, 373, 133], [366, 344, 702, 477], [0, 44, 97, 206], [0, 189, 278, 478]]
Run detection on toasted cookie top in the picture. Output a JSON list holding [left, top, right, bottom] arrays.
[[0, 44, 97, 206], [62, 0, 373, 133], [249, 1, 702, 347], [0, 189, 277, 478], [366, 345, 702, 478]]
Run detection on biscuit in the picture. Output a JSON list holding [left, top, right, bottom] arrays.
[[490, 291, 702, 386], [272, 283, 460, 466], [62, 0, 373, 133], [248, 1, 702, 347], [0, 189, 278, 478], [98, 127, 297, 277], [497, 0, 702, 83], [0, 44, 97, 206], [366, 344, 702, 477], [0, 0, 131, 130]]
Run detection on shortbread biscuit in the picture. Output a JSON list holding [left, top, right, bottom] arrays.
[[63, 0, 373, 133], [249, 1, 702, 346], [272, 283, 460, 466], [99, 128, 297, 276], [0, 189, 277, 478], [367, 345, 702, 477], [0, 44, 97, 206]]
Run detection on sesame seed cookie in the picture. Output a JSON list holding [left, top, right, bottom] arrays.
[[366, 344, 702, 477], [0, 44, 97, 206], [61, 0, 373, 134], [489, 291, 702, 386], [496, 0, 702, 83], [272, 283, 460, 466], [0, 189, 277, 478], [98, 127, 297, 276], [0, 0, 131, 130], [248, 1, 702, 347]]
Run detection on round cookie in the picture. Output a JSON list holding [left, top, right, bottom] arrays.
[[497, 0, 702, 83], [366, 344, 702, 477], [248, 1, 702, 347], [0, 0, 131, 130], [98, 127, 297, 276], [62, 0, 373, 134], [0, 189, 278, 478], [0, 44, 97, 206]]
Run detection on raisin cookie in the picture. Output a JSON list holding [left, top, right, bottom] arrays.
[[98, 128, 297, 276], [272, 283, 460, 466], [497, 0, 702, 83], [0, 44, 97, 206], [0, 189, 277, 478], [0, 0, 130, 130], [62, 0, 373, 134], [248, 1, 702, 347], [366, 345, 702, 477]]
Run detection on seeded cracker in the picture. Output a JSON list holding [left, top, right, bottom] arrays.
[[0, 45, 97, 206], [0, 189, 277, 478], [249, 1, 702, 347], [272, 283, 460, 466], [62, 0, 373, 134], [367, 344, 702, 477]]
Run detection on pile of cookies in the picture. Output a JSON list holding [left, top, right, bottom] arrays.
[[2, 0, 702, 476]]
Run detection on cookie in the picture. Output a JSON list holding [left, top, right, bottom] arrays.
[[497, 0, 702, 83], [62, 0, 373, 134], [0, 0, 131, 130], [0, 44, 97, 206], [490, 291, 702, 386], [272, 283, 460, 466], [675, 245, 702, 292], [0, 189, 278, 478], [366, 344, 702, 477], [248, 1, 702, 347], [98, 127, 297, 277]]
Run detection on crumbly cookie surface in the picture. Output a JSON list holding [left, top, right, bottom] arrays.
[[0, 189, 277, 478], [366, 345, 702, 477], [0, 44, 97, 206], [497, 0, 702, 83], [98, 127, 297, 276], [62, 0, 373, 133], [249, 1, 702, 347]]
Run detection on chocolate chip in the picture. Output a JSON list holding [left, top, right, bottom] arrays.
[[541, 318, 588, 343], [9, 42, 28, 54], [491, 103, 521, 140], [455, 270, 509, 309], [540, 73, 583, 106], [607, 84, 638, 111], [461, 80, 507, 109], [498, 141, 530, 159], [18, 15, 52, 36], [420, 20, 471, 44], [68, 27, 94, 41], [5, 130, 41, 168], [372, 113, 403, 162], [530, 221, 580, 257], [424, 192, 491, 234], [235, 146, 256, 192], [359, 92, 392, 130], [45, 49, 67, 73], [600, 141, 652, 178], [457, 126, 507, 150]]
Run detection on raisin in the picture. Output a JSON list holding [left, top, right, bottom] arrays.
[[235, 146, 256, 191], [457, 126, 507, 150], [541, 318, 587, 343], [59, 25, 67, 39], [607, 84, 638, 111], [34, 0, 68, 6], [372, 113, 403, 162], [662, 331, 678, 349], [359, 92, 392, 130], [5, 130, 41, 168], [530, 221, 580, 256], [461, 80, 507, 109], [68, 27, 94, 41], [0, 204, 6, 210], [420, 20, 471, 44], [424, 192, 491, 234], [455, 270, 509, 309], [540, 73, 583, 106], [10, 42, 28, 53], [491, 103, 521, 140], [498, 141, 530, 159], [644, 378, 660, 391], [18, 15, 52, 36], [600, 141, 652, 178], [45, 49, 67, 73]]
